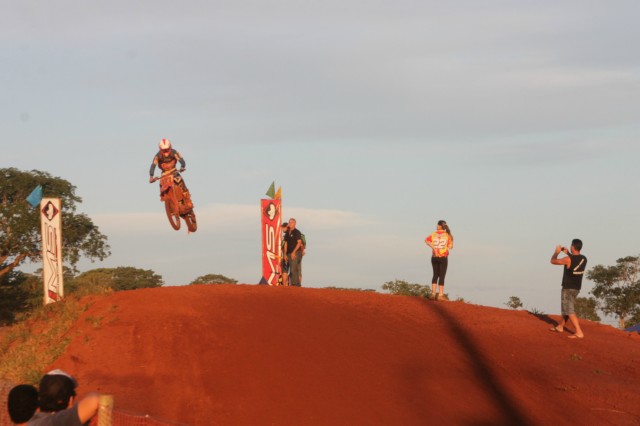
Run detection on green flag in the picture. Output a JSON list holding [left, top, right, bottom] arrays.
[[265, 181, 276, 199]]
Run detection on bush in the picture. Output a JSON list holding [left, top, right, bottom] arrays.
[[382, 279, 431, 298], [189, 274, 238, 285]]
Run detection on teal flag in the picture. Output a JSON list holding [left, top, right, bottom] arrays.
[[26, 185, 43, 208], [265, 181, 276, 199]]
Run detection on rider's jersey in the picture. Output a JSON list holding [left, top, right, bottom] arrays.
[[425, 230, 453, 257], [149, 149, 186, 176]]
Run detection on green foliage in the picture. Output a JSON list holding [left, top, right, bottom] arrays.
[[324, 286, 377, 292], [111, 267, 163, 291], [505, 296, 523, 310], [381, 279, 431, 298], [67, 269, 112, 296], [575, 297, 601, 322], [190, 274, 238, 285], [0, 270, 42, 325], [1, 266, 161, 324], [587, 256, 640, 329], [624, 310, 640, 329], [69, 267, 163, 295], [0, 296, 90, 384], [0, 168, 110, 281]]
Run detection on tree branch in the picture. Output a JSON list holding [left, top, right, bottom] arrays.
[[0, 253, 29, 280]]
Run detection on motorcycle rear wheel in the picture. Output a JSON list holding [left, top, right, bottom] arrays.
[[184, 210, 197, 232], [165, 196, 181, 230]]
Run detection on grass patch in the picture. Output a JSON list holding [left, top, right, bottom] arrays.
[[0, 296, 90, 385], [555, 385, 578, 392], [85, 315, 104, 329]]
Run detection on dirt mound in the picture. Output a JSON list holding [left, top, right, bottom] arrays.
[[47, 285, 640, 425]]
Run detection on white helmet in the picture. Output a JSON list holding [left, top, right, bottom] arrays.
[[159, 139, 171, 150]]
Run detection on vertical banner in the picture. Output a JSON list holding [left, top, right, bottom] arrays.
[[40, 198, 64, 304], [260, 198, 282, 285]]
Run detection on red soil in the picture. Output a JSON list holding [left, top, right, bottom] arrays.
[[48, 285, 640, 425]]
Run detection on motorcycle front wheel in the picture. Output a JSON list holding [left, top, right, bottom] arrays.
[[165, 195, 181, 230]]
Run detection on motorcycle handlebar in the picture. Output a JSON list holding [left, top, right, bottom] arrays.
[[149, 168, 185, 183]]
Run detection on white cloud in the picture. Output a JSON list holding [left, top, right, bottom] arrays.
[[92, 203, 375, 236], [284, 207, 378, 230]]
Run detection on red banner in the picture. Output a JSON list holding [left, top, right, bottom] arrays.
[[260, 199, 282, 285]]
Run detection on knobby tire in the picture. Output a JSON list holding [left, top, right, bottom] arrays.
[[184, 210, 197, 232], [165, 192, 181, 230]]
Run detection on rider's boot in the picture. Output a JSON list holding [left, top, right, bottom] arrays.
[[182, 190, 193, 210]]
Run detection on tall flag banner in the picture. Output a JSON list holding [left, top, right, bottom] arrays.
[[260, 198, 282, 285], [275, 186, 282, 200], [265, 181, 276, 199], [40, 198, 64, 304], [26, 185, 43, 208]]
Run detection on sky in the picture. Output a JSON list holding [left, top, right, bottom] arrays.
[[2, 1, 639, 325]]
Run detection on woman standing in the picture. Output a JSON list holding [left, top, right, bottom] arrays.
[[425, 220, 454, 301]]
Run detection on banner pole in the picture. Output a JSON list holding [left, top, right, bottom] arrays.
[[40, 198, 64, 304]]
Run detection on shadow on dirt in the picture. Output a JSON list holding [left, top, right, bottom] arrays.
[[526, 311, 556, 327], [426, 300, 534, 426]]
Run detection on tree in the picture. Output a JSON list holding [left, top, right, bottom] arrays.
[[111, 267, 163, 291], [505, 296, 523, 310], [382, 279, 431, 298], [575, 297, 601, 322], [324, 286, 376, 292], [0, 168, 110, 281], [67, 269, 112, 295], [0, 270, 42, 325], [190, 274, 238, 285], [587, 256, 640, 329], [625, 310, 640, 329], [69, 267, 163, 295]]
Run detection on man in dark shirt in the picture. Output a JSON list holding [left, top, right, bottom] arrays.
[[284, 218, 303, 287], [549, 239, 587, 339]]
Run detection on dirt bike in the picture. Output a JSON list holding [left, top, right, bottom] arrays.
[[150, 168, 197, 232]]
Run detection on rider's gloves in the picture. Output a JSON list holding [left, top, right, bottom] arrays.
[[149, 176, 155, 183], [179, 168, 186, 173]]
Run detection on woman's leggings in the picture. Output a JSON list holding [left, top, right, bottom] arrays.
[[431, 257, 449, 285]]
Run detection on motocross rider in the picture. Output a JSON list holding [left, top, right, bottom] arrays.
[[149, 139, 191, 204]]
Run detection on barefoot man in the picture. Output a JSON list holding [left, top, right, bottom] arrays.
[[549, 239, 587, 339]]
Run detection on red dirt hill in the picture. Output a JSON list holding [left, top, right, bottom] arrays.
[[47, 285, 639, 425]]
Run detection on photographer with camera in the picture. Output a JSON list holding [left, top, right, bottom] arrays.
[[549, 239, 587, 339]]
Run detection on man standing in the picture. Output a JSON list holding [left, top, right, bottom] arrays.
[[284, 218, 303, 287], [549, 239, 587, 339]]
